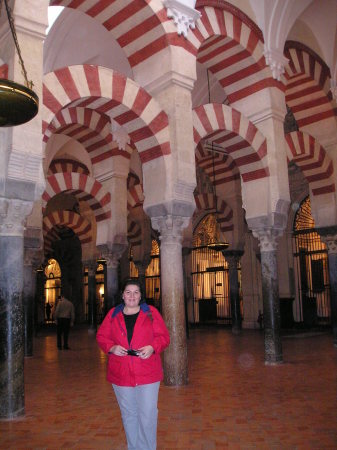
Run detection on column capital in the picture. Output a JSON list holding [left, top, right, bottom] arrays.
[[263, 47, 289, 81], [97, 243, 127, 269], [252, 228, 283, 252], [151, 214, 190, 245], [0, 198, 33, 236], [317, 226, 337, 254], [223, 250, 244, 266], [84, 259, 97, 276], [24, 248, 43, 268], [163, 0, 201, 39]]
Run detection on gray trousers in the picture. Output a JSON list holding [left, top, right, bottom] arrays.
[[113, 382, 160, 450]]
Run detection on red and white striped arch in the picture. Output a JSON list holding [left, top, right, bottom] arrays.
[[49, 0, 191, 69], [48, 158, 90, 176], [43, 65, 171, 164], [188, 3, 278, 104], [128, 219, 142, 247], [45, 107, 133, 166], [284, 42, 335, 129], [42, 172, 111, 222], [196, 141, 240, 186], [193, 103, 269, 183], [127, 184, 144, 210], [194, 193, 233, 232], [43, 211, 93, 255], [285, 131, 335, 196]]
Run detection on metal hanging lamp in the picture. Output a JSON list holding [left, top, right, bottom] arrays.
[[206, 68, 228, 252], [0, 0, 38, 127]]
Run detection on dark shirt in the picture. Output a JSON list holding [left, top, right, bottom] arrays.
[[123, 311, 139, 345]]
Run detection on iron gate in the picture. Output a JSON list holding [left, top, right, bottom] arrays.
[[191, 246, 232, 325]]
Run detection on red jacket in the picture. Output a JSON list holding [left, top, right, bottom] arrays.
[[96, 304, 170, 387]]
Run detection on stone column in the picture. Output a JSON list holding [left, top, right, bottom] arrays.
[[252, 228, 283, 364], [224, 250, 243, 335], [318, 228, 337, 347], [0, 199, 33, 419], [152, 215, 190, 385], [99, 245, 126, 314], [134, 261, 148, 300], [87, 261, 97, 333], [23, 250, 40, 357]]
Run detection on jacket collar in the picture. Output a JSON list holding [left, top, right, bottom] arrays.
[[111, 302, 150, 318]]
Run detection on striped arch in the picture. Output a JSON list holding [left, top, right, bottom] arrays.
[[128, 220, 142, 247], [194, 193, 233, 232], [285, 131, 335, 196], [284, 42, 335, 129], [48, 158, 90, 176], [45, 107, 133, 166], [49, 0, 192, 68], [188, 3, 278, 103], [196, 141, 240, 186], [127, 184, 144, 210], [42, 173, 111, 222], [43, 211, 93, 255], [43, 65, 171, 164], [193, 103, 269, 182]]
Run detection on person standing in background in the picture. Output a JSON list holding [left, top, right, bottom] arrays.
[[54, 295, 75, 350]]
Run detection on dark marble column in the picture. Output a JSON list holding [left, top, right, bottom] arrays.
[[23, 250, 39, 357], [0, 199, 33, 419], [318, 228, 337, 347], [87, 261, 97, 332], [99, 245, 126, 314], [153, 215, 189, 386], [224, 250, 243, 335], [253, 229, 283, 364], [134, 262, 147, 299]]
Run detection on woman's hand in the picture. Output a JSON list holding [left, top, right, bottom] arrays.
[[109, 345, 127, 356], [138, 345, 154, 359]]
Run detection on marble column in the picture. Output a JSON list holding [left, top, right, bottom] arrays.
[[152, 215, 189, 385], [87, 261, 97, 332], [252, 228, 283, 364], [319, 228, 337, 347], [0, 199, 33, 419], [224, 250, 243, 335], [23, 250, 39, 357], [134, 261, 148, 299], [102, 251, 122, 314]]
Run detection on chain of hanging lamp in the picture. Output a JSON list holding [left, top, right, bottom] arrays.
[[0, 0, 38, 126], [0, 0, 33, 89]]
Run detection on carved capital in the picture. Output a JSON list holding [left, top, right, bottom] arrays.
[[252, 228, 283, 252], [318, 229, 337, 254], [164, 0, 201, 38], [111, 121, 130, 151], [151, 214, 190, 245], [0, 198, 33, 236], [84, 260, 97, 276], [24, 248, 43, 268], [264, 47, 289, 81], [98, 242, 127, 269], [223, 250, 244, 268]]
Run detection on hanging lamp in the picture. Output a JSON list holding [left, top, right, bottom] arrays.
[[0, 0, 38, 127], [205, 68, 228, 252]]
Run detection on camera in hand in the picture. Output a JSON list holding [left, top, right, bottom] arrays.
[[127, 349, 139, 356]]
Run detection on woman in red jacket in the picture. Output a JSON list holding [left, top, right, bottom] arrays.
[[96, 278, 170, 450]]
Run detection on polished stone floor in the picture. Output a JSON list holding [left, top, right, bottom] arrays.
[[1, 325, 336, 449]]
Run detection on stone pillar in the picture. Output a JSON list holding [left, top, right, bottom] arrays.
[[224, 250, 243, 335], [252, 228, 283, 364], [0, 199, 33, 419], [318, 228, 337, 347], [99, 245, 126, 314], [87, 261, 97, 332], [23, 250, 40, 357], [134, 261, 148, 300], [152, 215, 189, 385], [182, 246, 192, 335]]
